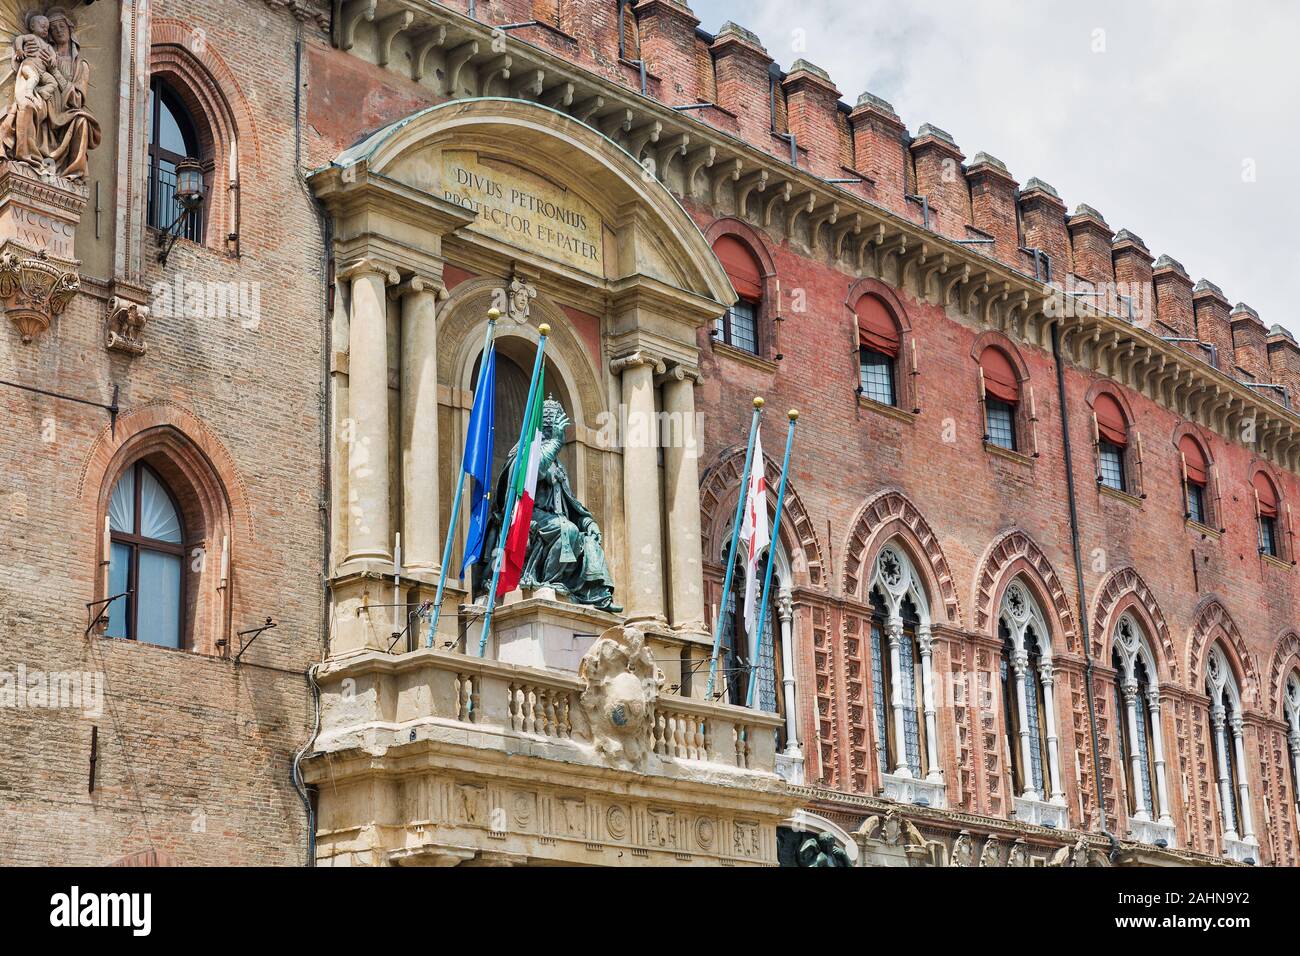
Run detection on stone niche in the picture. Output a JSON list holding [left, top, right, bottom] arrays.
[[0, 162, 84, 343]]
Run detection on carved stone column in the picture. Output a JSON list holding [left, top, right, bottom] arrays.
[[660, 366, 706, 633], [344, 258, 398, 566], [1148, 689, 1174, 826], [1012, 651, 1038, 800], [1120, 678, 1149, 820], [1211, 705, 1240, 842], [1229, 715, 1255, 843], [918, 624, 941, 784], [613, 352, 666, 622], [1038, 662, 1065, 805], [886, 619, 910, 777], [778, 591, 801, 759], [398, 275, 442, 574]]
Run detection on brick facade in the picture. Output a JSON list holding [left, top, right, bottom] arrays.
[[3, 0, 1299, 866]]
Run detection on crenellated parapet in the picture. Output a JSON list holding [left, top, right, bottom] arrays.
[[328, 0, 1300, 471]]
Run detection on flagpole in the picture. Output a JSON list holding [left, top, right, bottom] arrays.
[[746, 409, 798, 710], [426, 309, 499, 647], [705, 397, 764, 701], [477, 322, 550, 657]]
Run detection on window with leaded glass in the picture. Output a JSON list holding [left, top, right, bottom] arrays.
[[858, 347, 896, 406], [985, 398, 1017, 451], [715, 299, 758, 354], [869, 589, 925, 778], [1099, 440, 1126, 491], [1186, 480, 1206, 525]]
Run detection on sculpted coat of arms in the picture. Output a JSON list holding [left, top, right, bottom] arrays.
[[578, 624, 663, 770]]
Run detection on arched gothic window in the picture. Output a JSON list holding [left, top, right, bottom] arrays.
[[1284, 672, 1300, 837], [147, 76, 205, 242], [1111, 614, 1175, 843], [106, 462, 185, 648], [978, 346, 1021, 452], [867, 545, 943, 803], [997, 580, 1065, 814], [855, 294, 900, 407], [1205, 644, 1258, 857], [718, 534, 798, 759]]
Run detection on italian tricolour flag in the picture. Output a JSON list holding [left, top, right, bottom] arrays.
[[496, 378, 546, 599]]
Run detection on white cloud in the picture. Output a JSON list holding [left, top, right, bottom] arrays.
[[695, 0, 1300, 336]]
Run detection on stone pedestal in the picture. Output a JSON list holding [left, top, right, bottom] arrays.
[[471, 594, 622, 672], [0, 164, 85, 344]]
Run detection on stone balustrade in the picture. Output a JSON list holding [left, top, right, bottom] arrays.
[[313, 647, 784, 778]]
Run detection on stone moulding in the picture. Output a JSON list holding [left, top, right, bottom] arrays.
[[0, 248, 79, 343]]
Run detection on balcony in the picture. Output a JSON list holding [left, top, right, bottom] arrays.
[[302, 631, 794, 867]]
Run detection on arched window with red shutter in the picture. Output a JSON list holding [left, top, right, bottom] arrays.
[[1093, 393, 1129, 492], [1253, 471, 1282, 558], [979, 347, 1020, 451], [856, 294, 900, 406], [712, 235, 764, 355], [1179, 434, 1211, 526]]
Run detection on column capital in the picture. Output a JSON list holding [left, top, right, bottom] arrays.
[[1038, 660, 1055, 683], [885, 619, 903, 645], [391, 273, 448, 300], [1288, 730, 1300, 751], [1146, 687, 1162, 710], [611, 350, 667, 376], [339, 256, 401, 285], [1119, 676, 1139, 702], [1229, 713, 1244, 736], [1210, 704, 1226, 729], [1011, 649, 1029, 674], [657, 363, 702, 386]]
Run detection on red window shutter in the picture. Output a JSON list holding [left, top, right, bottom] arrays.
[[1179, 435, 1208, 485], [856, 295, 900, 357], [979, 347, 1019, 402], [713, 235, 764, 301], [1093, 393, 1128, 446], [1253, 472, 1279, 517]]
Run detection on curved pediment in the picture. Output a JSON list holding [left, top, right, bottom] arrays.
[[321, 97, 734, 307]]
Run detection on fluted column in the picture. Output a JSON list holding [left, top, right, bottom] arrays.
[[398, 276, 442, 573], [918, 625, 941, 783], [778, 592, 801, 759], [1230, 715, 1256, 842], [1148, 689, 1174, 826], [886, 620, 910, 777], [1039, 661, 1065, 805], [1211, 705, 1240, 841], [1121, 678, 1149, 820], [344, 259, 398, 565], [614, 352, 666, 621], [1012, 651, 1037, 799], [661, 366, 706, 631]]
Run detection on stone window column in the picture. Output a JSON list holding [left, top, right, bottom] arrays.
[[1210, 705, 1240, 842], [918, 625, 942, 784], [885, 619, 910, 777], [1147, 689, 1174, 826], [660, 366, 706, 632], [778, 592, 801, 758], [1289, 730, 1300, 821], [1039, 661, 1065, 805], [343, 258, 399, 565], [1229, 715, 1256, 843], [612, 352, 666, 622], [1011, 650, 1039, 800], [1121, 677, 1149, 820], [397, 276, 443, 574]]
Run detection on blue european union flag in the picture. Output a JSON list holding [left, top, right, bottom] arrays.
[[459, 346, 496, 578]]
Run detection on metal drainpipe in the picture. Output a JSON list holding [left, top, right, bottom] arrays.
[[1051, 321, 1120, 856]]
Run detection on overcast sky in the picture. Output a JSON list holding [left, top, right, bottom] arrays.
[[695, 0, 1300, 337]]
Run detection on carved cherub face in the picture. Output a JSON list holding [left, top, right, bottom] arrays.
[[27, 16, 49, 41]]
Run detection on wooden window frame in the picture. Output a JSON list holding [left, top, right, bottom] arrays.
[[108, 461, 187, 646]]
